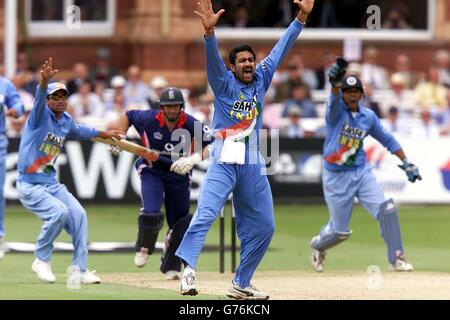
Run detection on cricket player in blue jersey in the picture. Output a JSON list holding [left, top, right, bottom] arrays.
[[175, 0, 315, 300], [112, 87, 213, 280], [16, 58, 123, 284], [310, 59, 422, 273], [0, 76, 25, 260]]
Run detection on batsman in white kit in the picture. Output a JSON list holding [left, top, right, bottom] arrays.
[[16, 58, 122, 284]]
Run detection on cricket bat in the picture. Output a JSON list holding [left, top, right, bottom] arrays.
[[92, 137, 173, 165]]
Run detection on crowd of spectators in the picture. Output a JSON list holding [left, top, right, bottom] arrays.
[[213, 0, 425, 30], [3, 46, 450, 141]]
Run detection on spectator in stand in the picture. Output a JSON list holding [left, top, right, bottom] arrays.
[[266, 0, 296, 28], [382, 73, 416, 118], [410, 110, 440, 138], [435, 88, 450, 129], [382, 6, 411, 29], [282, 82, 317, 118], [361, 83, 383, 118], [393, 54, 419, 89], [346, 62, 362, 78], [262, 100, 282, 130], [433, 49, 450, 88], [16, 52, 30, 75], [90, 47, 118, 87], [439, 89, 450, 135], [275, 59, 316, 103], [290, 53, 318, 89], [316, 52, 335, 90], [231, 4, 250, 28], [383, 106, 410, 137], [318, 0, 338, 28], [148, 76, 168, 110], [279, 105, 313, 138], [105, 75, 127, 113], [22, 66, 40, 98], [68, 81, 104, 120], [67, 63, 91, 96], [104, 75, 131, 132], [124, 65, 150, 109], [414, 66, 448, 112], [361, 47, 389, 90], [196, 93, 214, 128]]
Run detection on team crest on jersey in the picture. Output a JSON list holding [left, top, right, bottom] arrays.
[[154, 132, 163, 140]]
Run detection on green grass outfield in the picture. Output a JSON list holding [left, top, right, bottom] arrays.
[[0, 204, 449, 300]]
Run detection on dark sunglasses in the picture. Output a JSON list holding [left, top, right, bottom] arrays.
[[49, 95, 68, 102]]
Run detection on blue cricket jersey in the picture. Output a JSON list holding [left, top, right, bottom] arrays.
[[0, 76, 25, 149], [323, 93, 401, 172], [126, 109, 213, 172], [205, 19, 304, 162], [18, 86, 100, 184]]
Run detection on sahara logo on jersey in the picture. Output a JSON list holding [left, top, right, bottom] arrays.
[[230, 96, 257, 120], [325, 125, 366, 166], [441, 159, 450, 191], [39, 133, 65, 157]]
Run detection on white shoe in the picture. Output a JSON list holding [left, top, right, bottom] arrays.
[[311, 249, 326, 273], [180, 266, 198, 296], [81, 270, 101, 284], [389, 256, 414, 271], [227, 281, 269, 300], [32, 258, 56, 283], [165, 270, 180, 281], [0, 237, 4, 260], [134, 248, 149, 268]]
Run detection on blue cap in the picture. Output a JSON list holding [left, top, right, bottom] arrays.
[[47, 82, 69, 96]]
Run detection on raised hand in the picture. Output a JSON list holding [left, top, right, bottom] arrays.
[[328, 57, 348, 87], [4, 108, 20, 118], [294, 0, 315, 15], [40, 57, 59, 82], [194, 0, 225, 33]]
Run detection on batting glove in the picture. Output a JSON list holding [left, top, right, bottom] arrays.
[[107, 145, 122, 156], [398, 160, 422, 183], [170, 153, 203, 176], [328, 57, 348, 87]]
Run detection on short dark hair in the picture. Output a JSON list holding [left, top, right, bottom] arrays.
[[229, 44, 256, 65]]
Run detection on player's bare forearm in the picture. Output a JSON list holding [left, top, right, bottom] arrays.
[[394, 149, 407, 162], [117, 114, 131, 136], [98, 130, 123, 140], [294, 0, 315, 24]]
